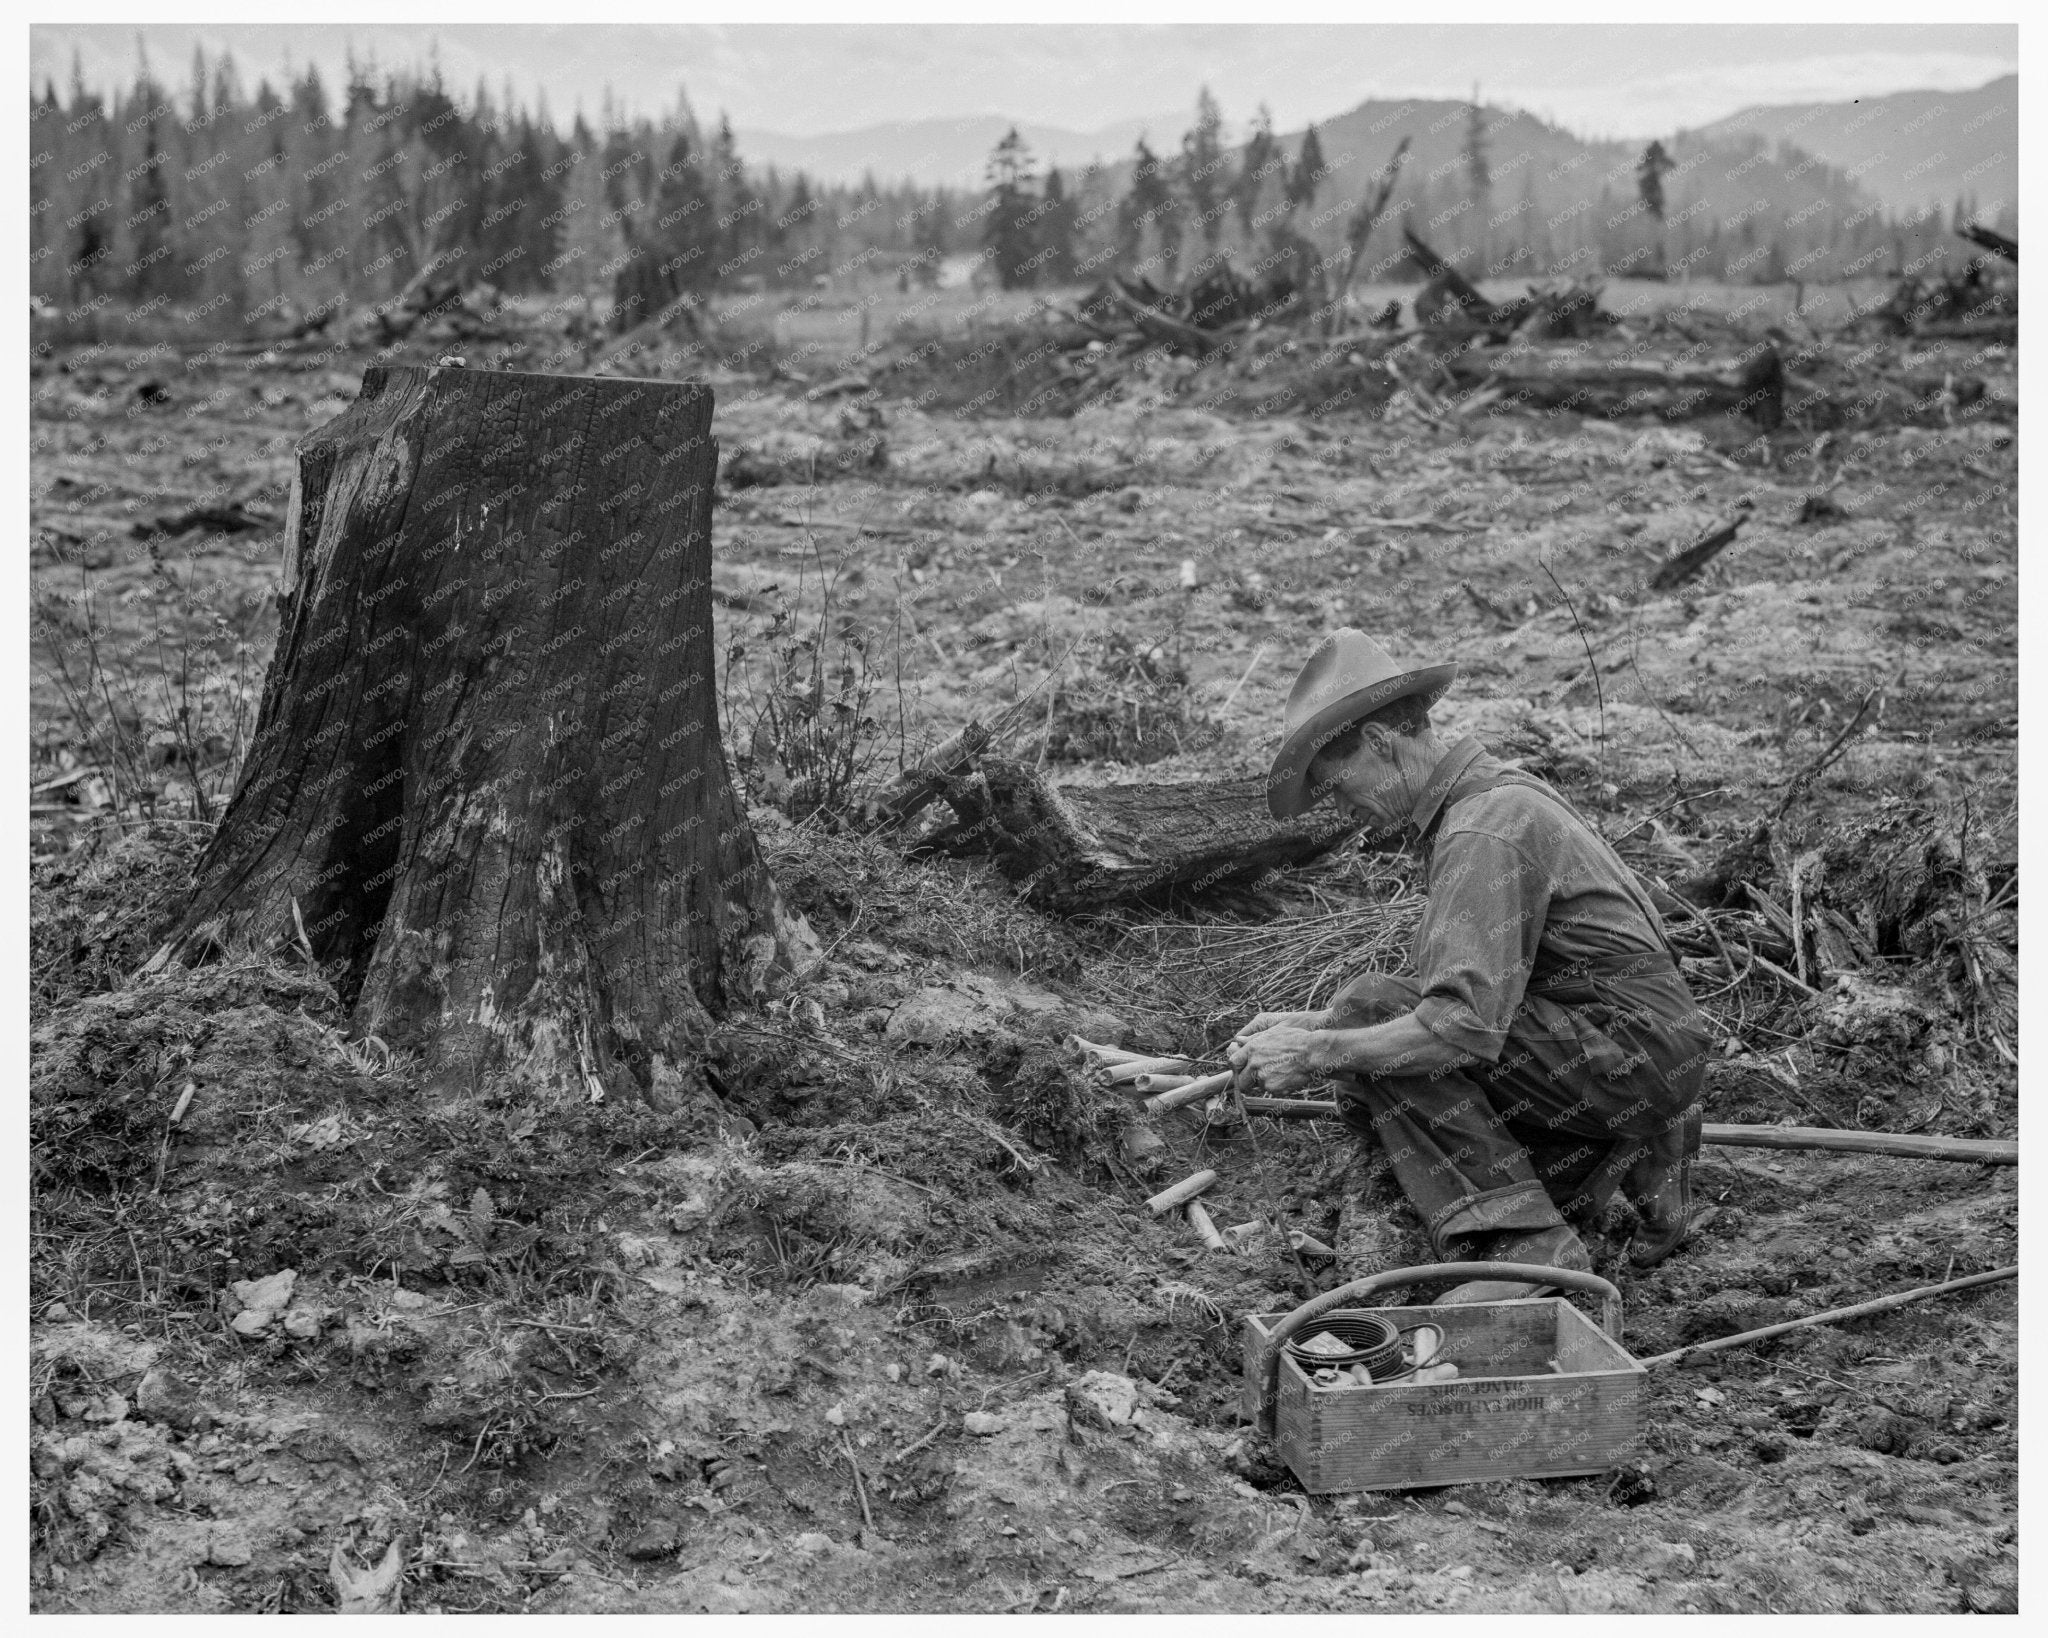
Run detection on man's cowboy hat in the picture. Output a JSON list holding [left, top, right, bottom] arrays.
[[1265, 629, 1457, 819]]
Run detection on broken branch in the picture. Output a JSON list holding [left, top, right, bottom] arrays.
[[1649, 500, 1754, 592], [1701, 1124, 2015, 1165], [1640, 1266, 2015, 1368]]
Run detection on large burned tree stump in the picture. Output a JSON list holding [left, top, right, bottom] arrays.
[[914, 757, 1361, 914], [167, 364, 812, 1109]]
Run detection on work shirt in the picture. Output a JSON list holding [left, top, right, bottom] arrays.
[[1401, 736, 1677, 1062]]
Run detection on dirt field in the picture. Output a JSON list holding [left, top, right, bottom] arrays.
[[29, 285, 2017, 1613]]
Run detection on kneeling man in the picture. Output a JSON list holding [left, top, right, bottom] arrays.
[[1227, 630, 1711, 1301]]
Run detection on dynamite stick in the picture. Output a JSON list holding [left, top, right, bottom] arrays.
[[1145, 1168, 1219, 1215], [1143, 1071, 1234, 1114], [1185, 1200, 1228, 1251]]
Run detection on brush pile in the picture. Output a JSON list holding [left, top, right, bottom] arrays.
[[1854, 227, 2017, 343], [1071, 263, 1300, 359], [1404, 226, 1616, 342], [891, 222, 2010, 437]]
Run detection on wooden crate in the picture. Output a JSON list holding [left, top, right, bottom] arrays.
[[1241, 1299, 1644, 1493]]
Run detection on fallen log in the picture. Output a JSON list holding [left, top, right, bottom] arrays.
[[1462, 581, 1519, 627], [1405, 225, 1490, 324], [1110, 283, 1229, 359], [912, 755, 1362, 913], [1402, 226, 1614, 342], [1648, 499, 1755, 592], [1898, 317, 2017, 342], [133, 498, 278, 539], [862, 666, 1078, 831], [1792, 367, 2013, 429], [1441, 344, 1784, 428], [1957, 223, 2016, 265], [863, 719, 994, 830]]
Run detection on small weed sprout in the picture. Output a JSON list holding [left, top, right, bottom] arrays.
[[32, 549, 262, 828], [719, 532, 906, 826]]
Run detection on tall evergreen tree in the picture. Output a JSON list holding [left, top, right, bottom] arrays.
[[187, 44, 211, 125], [1118, 138, 1169, 267], [710, 115, 760, 273], [64, 52, 110, 303], [653, 130, 715, 292], [1234, 104, 1278, 240], [982, 126, 1039, 289], [1287, 124, 1325, 214], [1636, 140, 1674, 220], [1182, 86, 1227, 257], [125, 60, 176, 298], [910, 186, 948, 287], [1037, 167, 1077, 284], [1516, 167, 1546, 273], [29, 80, 61, 290], [1464, 91, 1490, 197]]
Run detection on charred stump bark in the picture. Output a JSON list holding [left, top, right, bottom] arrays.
[[912, 757, 1360, 914], [165, 364, 814, 1109]]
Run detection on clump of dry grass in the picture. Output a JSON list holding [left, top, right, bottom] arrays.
[[1087, 899, 1424, 1036]]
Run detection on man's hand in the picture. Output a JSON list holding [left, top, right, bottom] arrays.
[[1228, 1009, 1330, 1050], [1226, 1024, 1328, 1095]]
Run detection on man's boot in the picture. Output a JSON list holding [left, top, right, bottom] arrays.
[[1437, 1223, 1593, 1305], [1624, 1105, 1702, 1268]]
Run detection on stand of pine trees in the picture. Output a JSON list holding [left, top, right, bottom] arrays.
[[31, 55, 2007, 331], [30, 49, 965, 329], [1043, 87, 1992, 301]]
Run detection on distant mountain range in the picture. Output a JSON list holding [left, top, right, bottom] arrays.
[[740, 76, 2016, 230], [1074, 95, 1896, 279], [1694, 75, 2015, 218], [734, 113, 1180, 190]]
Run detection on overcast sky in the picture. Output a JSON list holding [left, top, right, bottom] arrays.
[[30, 21, 2017, 142]]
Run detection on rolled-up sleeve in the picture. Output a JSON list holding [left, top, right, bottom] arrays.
[[1408, 830, 1549, 1062]]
